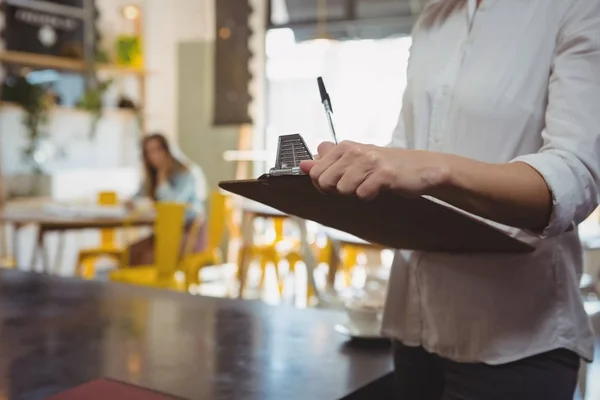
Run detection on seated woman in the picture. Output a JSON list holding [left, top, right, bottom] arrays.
[[127, 133, 207, 266]]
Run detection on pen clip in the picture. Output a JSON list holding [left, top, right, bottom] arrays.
[[317, 77, 332, 112]]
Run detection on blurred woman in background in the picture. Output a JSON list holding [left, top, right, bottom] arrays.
[[127, 133, 207, 266]]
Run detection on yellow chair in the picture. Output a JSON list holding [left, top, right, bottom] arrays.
[[224, 197, 243, 265], [109, 202, 187, 290], [316, 237, 364, 289], [340, 246, 361, 287], [76, 191, 125, 278], [237, 216, 303, 297], [180, 191, 228, 285], [285, 247, 316, 304], [336, 242, 380, 289]]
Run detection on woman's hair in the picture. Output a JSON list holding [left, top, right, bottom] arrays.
[[141, 133, 188, 199], [420, 0, 466, 28]]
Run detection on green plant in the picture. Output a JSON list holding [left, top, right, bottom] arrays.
[[11, 77, 52, 174], [95, 49, 111, 64], [76, 79, 113, 139], [115, 35, 142, 66]]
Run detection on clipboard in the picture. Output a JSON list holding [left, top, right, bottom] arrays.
[[219, 134, 535, 254]]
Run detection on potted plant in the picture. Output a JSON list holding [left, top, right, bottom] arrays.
[[115, 35, 143, 67], [10, 76, 54, 195], [76, 79, 113, 139]]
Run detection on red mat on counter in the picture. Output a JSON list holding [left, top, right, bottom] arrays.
[[48, 379, 179, 400]]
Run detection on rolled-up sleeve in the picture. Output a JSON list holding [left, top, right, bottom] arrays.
[[387, 71, 414, 149], [511, 0, 600, 237], [388, 107, 409, 149]]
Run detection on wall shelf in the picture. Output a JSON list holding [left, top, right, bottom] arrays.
[[0, 51, 85, 72], [0, 50, 148, 76], [0, 101, 138, 118]]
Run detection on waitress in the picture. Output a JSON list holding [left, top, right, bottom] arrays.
[[300, 0, 600, 398]]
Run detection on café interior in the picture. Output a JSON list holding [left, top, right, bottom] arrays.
[[0, 0, 599, 399]]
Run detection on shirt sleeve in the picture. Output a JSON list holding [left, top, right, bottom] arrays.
[[156, 172, 196, 203], [387, 102, 410, 149], [387, 34, 416, 149], [510, 0, 600, 238]]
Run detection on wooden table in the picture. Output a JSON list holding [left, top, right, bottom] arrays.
[[0, 270, 393, 399], [0, 207, 154, 273]]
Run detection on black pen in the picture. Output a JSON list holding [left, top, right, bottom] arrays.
[[317, 77, 339, 144]]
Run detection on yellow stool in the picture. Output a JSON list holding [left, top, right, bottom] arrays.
[[76, 191, 125, 278], [109, 202, 187, 290], [285, 248, 316, 304], [318, 238, 366, 289], [238, 217, 302, 298], [340, 246, 361, 287], [224, 196, 243, 265]]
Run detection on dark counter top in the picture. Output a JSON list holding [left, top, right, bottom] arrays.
[[0, 270, 392, 400]]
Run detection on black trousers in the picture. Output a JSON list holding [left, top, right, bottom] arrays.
[[393, 342, 580, 400]]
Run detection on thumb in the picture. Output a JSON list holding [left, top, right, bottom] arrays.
[[300, 141, 336, 174], [299, 160, 317, 174]]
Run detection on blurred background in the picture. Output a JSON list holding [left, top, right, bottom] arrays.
[[0, 0, 419, 199], [0, 1, 598, 399]]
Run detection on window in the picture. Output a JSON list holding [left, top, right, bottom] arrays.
[[265, 30, 412, 167]]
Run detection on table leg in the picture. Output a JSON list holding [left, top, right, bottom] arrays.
[[53, 232, 65, 276], [0, 223, 7, 261], [29, 230, 39, 272], [12, 224, 22, 268], [327, 240, 342, 290], [237, 211, 255, 298], [30, 227, 49, 273], [41, 233, 50, 274], [293, 218, 319, 302], [237, 245, 250, 298]]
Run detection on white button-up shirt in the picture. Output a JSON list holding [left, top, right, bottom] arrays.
[[383, 0, 600, 364]]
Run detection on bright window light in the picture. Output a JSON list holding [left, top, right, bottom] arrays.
[[266, 28, 296, 58], [266, 36, 413, 152]]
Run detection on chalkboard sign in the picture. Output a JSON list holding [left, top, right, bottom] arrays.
[[214, 0, 253, 125], [3, 3, 86, 59]]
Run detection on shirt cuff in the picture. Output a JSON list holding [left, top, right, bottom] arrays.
[[510, 152, 578, 238]]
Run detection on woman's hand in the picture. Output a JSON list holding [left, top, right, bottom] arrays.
[[124, 199, 136, 211], [300, 140, 552, 232], [299, 141, 449, 200]]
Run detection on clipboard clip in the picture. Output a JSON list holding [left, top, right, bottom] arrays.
[[266, 134, 314, 177]]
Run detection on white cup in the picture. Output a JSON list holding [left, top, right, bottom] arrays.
[[345, 301, 383, 334]]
